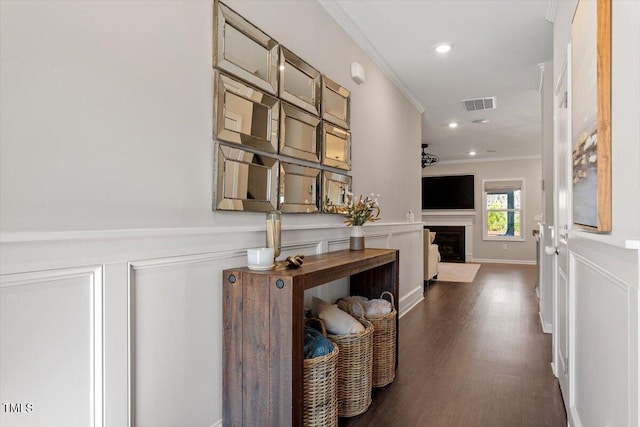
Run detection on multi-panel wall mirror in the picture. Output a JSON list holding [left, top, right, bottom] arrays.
[[214, 144, 278, 211], [212, 0, 352, 213]]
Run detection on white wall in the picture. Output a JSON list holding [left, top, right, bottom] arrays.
[[0, 1, 424, 425], [552, 1, 640, 426], [0, 0, 422, 231], [422, 158, 542, 263]]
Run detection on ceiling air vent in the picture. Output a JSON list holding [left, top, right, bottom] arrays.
[[462, 97, 497, 112]]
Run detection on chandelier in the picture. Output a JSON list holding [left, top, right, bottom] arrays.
[[421, 144, 439, 168]]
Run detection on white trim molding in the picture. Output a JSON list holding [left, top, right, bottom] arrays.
[[0, 265, 105, 426], [398, 285, 424, 318], [539, 311, 552, 334]]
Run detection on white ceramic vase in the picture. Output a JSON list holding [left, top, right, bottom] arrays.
[[350, 225, 365, 251]]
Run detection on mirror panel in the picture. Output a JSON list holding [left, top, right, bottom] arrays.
[[322, 75, 350, 129], [279, 102, 320, 162], [321, 122, 351, 170], [214, 144, 278, 211], [279, 47, 321, 115], [284, 66, 314, 105], [278, 162, 320, 213], [214, 71, 279, 153], [225, 25, 269, 81], [322, 171, 352, 212], [213, 1, 278, 94]]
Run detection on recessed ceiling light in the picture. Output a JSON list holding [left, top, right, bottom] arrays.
[[469, 151, 477, 156], [448, 122, 459, 128], [435, 43, 453, 54], [279, 64, 285, 71], [471, 118, 490, 124]]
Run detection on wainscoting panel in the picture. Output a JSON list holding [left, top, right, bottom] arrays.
[[128, 253, 243, 427], [556, 268, 569, 398], [389, 231, 424, 315], [0, 266, 103, 427], [568, 234, 639, 427], [0, 222, 424, 424]]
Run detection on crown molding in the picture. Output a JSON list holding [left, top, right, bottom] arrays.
[[318, 0, 425, 114]]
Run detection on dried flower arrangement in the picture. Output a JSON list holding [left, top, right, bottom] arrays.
[[325, 193, 381, 226]]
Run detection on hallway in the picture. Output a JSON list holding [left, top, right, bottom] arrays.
[[342, 263, 567, 426]]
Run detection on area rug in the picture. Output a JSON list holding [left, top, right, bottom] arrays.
[[434, 262, 481, 283]]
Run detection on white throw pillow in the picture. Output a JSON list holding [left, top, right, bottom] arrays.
[[311, 297, 365, 335]]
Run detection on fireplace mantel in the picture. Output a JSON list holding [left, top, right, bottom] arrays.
[[422, 210, 476, 261], [421, 210, 475, 226]]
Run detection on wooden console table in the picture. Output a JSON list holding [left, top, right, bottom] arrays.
[[222, 248, 399, 426]]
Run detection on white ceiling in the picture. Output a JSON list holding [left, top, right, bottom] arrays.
[[322, 0, 554, 163]]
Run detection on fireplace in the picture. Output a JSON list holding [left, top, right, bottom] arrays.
[[426, 225, 465, 263]]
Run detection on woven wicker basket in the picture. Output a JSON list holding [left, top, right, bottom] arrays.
[[337, 292, 397, 388], [326, 309, 374, 418], [367, 291, 397, 387], [303, 319, 339, 427]]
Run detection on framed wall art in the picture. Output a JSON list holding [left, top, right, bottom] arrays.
[[571, 0, 611, 232]]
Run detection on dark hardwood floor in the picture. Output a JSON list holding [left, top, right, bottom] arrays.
[[341, 263, 567, 427]]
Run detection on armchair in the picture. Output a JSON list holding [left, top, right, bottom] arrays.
[[424, 229, 440, 282]]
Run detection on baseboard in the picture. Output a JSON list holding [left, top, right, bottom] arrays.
[[568, 406, 582, 427], [471, 258, 536, 265], [539, 311, 552, 334], [399, 285, 424, 318]]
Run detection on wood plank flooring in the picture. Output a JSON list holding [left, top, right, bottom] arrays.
[[341, 263, 567, 427]]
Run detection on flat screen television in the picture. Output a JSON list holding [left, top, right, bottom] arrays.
[[422, 174, 475, 210]]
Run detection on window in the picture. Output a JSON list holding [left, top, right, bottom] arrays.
[[483, 179, 524, 240]]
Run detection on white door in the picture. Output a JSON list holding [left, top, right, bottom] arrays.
[[553, 45, 571, 402]]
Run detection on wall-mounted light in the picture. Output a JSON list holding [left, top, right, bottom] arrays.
[[448, 122, 459, 128], [421, 143, 439, 168], [351, 62, 365, 85]]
